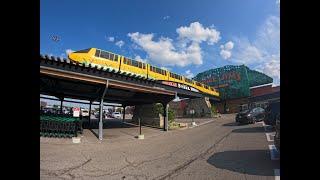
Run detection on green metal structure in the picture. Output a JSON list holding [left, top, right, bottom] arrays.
[[193, 65, 273, 100]]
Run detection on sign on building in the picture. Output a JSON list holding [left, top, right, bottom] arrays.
[[73, 107, 80, 117]]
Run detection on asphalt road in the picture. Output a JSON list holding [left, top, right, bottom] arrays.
[[40, 114, 279, 180]]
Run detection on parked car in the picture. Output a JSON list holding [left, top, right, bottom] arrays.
[[236, 107, 266, 124], [112, 112, 122, 119], [264, 101, 280, 126], [274, 114, 280, 152], [81, 109, 89, 117]]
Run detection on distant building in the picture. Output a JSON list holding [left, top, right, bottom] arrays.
[[191, 65, 279, 113]]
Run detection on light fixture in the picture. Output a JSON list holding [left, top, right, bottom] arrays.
[[172, 92, 181, 102]]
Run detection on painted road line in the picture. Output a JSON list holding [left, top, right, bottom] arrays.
[[274, 169, 280, 180], [269, 145, 280, 160], [266, 133, 275, 142], [189, 119, 215, 129]]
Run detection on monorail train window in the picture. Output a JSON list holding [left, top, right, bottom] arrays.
[[138, 62, 142, 68], [95, 49, 101, 57], [185, 78, 193, 84], [110, 54, 114, 61], [143, 64, 146, 69], [204, 85, 209, 89], [100, 51, 110, 60], [132, 59, 139, 67], [75, 48, 91, 53], [195, 82, 202, 86], [114, 55, 118, 61]]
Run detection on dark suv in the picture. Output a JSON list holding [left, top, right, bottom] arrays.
[[274, 114, 280, 152], [236, 107, 266, 124], [264, 102, 280, 126]]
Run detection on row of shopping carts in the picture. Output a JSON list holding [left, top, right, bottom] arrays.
[[40, 113, 82, 138]]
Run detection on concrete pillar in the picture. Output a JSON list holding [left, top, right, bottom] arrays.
[[88, 101, 92, 127], [60, 98, 63, 114], [99, 98, 104, 140], [122, 106, 126, 123], [164, 103, 169, 131]]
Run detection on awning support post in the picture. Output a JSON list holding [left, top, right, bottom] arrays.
[[99, 80, 109, 141]]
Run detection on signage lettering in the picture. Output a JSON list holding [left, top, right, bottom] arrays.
[[162, 81, 199, 92], [162, 81, 177, 87]]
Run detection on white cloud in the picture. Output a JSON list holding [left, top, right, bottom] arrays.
[[128, 22, 221, 67], [115, 40, 125, 48], [163, 16, 170, 20], [176, 22, 221, 45], [107, 36, 115, 42], [128, 32, 202, 67], [220, 50, 232, 60], [276, 0, 280, 6], [220, 41, 234, 59], [134, 55, 147, 63], [65, 49, 75, 55], [185, 70, 194, 79], [224, 41, 234, 50], [160, 66, 171, 71], [255, 59, 280, 85], [231, 15, 280, 85]]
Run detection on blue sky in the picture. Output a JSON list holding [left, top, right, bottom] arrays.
[[41, 0, 280, 86]]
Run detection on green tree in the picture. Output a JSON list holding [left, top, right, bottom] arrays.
[[168, 109, 175, 123], [211, 104, 217, 115]]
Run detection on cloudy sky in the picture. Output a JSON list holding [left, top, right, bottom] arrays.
[[41, 0, 280, 85]]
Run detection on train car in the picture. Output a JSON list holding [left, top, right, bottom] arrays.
[[120, 56, 148, 78], [68, 48, 219, 97], [147, 64, 169, 81], [68, 48, 121, 71], [168, 72, 184, 84], [183, 77, 195, 87]]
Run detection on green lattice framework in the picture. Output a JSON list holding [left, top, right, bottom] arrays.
[[193, 65, 273, 99]]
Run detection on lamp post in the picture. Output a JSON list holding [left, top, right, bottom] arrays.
[[190, 109, 196, 126]]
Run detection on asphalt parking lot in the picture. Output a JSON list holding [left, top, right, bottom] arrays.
[[40, 114, 280, 180]]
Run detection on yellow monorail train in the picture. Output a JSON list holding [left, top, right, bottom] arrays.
[[68, 48, 219, 97]]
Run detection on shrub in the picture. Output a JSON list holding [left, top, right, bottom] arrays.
[[211, 104, 218, 115]]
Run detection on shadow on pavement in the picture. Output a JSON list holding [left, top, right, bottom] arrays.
[[82, 119, 137, 129], [222, 122, 248, 126], [207, 150, 278, 176], [232, 126, 265, 133]]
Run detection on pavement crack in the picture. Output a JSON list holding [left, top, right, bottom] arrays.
[[41, 158, 92, 178], [153, 130, 233, 180]]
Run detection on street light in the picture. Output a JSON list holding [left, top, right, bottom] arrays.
[[172, 92, 181, 102], [190, 109, 196, 126]]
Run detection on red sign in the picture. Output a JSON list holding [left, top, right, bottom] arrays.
[[73, 107, 80, 111], [162, 81, 177, 87]]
